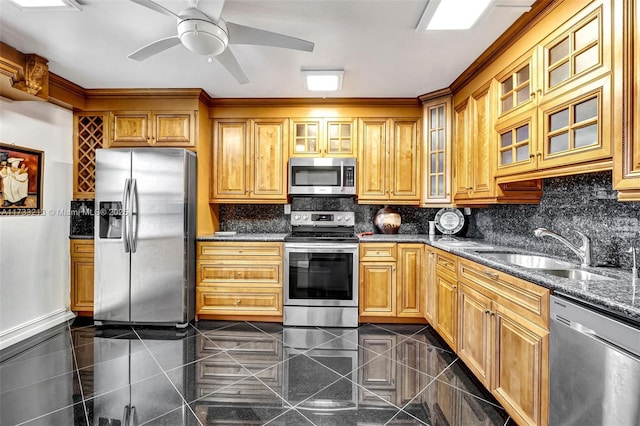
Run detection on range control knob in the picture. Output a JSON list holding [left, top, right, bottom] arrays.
[[336, 215, 343, 221], [302, 215, 309, 220], [293, 214, 300, 220]]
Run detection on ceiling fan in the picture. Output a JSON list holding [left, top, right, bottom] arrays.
[[127, 0, 315, 84]]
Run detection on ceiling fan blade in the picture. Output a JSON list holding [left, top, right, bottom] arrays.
[[128, 36, 182, 61], [130, 0, 179, 19], [226, 22, 314, 52], [204, 0, 225, 23], [215, 48, 249, 84]]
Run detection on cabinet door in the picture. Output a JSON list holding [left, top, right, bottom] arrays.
[[469, 85, 495, 199], [457, 284, 492, 388], [358, 118, 388, 201], [291, 119, 322, 156], [359, 261, 395, 317], [614, 0, 640, 200], [424, 249, 436, 324], [212, 120, 249, 200], [390, 119, 420, 202], [495, 110, 537, 176], [71, 257, 94, 312], [152, 111, 194, 146], [422, 97, 452, 205], [397, 244, 424, 318], [109, 111, 151, 146], [492, 303, 549, 426], [435, 271, 457, 351], [250, 119, 288, 201], [326, 118, 356, 157], [453, 99, 472, 200]]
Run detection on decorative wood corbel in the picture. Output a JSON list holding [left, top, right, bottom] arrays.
[[13, 54, 49, 96], [0, 42, 49, 100]]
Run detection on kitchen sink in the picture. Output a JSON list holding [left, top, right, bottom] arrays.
[[487, 253, 577, 270], [532, 268, 615, 281]]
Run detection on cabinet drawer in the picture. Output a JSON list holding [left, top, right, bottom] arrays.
[[458, 258, 549, 328], [198, 241, 283, 259], [360, 243, 397, 261], [196, 287, 283, 316], [70, 240, 94, 256], [198, 261, 281, 286], [435, 250, 457, 275]]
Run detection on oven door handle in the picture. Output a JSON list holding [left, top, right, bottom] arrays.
[[285, 243, 359, 252]]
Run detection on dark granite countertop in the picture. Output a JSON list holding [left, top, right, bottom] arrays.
[[69, 235, 94, 240]]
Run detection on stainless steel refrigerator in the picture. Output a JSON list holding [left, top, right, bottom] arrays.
[[94, 148, 196, 327]]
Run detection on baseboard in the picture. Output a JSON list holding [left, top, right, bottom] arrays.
[[0, 309, 76, 352]]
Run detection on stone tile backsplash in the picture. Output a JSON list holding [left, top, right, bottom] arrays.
[[467, 172, 639, 269], [69, 200, 95, 236]]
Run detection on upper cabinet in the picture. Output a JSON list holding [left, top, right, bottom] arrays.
[[358, 118, 421, 204], [421, 91, 453, 206], [109, 110, 196, 148], [493, 0, 615, 182], [290, 117, 356, 157], [211, 118, 289, 203], [614, 0, 640, 201]]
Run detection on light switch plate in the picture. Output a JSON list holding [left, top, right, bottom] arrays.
[[284, 204, 291, 214]]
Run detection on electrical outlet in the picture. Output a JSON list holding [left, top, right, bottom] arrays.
[[463, 207, 471, 215], [284, 204, 291, 214]]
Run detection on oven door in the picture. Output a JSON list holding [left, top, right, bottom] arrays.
[[284, 243, 358, 307]]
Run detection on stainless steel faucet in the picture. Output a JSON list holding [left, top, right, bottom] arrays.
[[534, 228, 592, 267]]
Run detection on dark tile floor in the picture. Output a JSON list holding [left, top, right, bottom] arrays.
[[1, 319, 514, 425]]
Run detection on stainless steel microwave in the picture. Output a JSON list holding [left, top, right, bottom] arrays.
[[289, 157, 356, 196]]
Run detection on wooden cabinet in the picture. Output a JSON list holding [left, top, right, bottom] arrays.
[[358, 331, 427, 407], [73, 112, 107, 199], [424, 247, 436, 325], [211, 118, 289, 203], [109, 110, 196, 147], [196, 241, 284, 320], [421, 92, 453, 206], [457, 257, 550, 426], [614, 0, 640, 201], [290, 117, 356, 157], [359, 243, 424, 320], [433, 250, 458, 351], [358, 118, 421, 204], [70, 240, 94, 315], [454, 83, 496, 203], [493, 0, 615, 182]]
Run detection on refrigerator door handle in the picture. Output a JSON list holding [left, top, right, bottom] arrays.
[[129, 405, 136, 426], [122, 404, 131, 426], [130, 178, 138, 253], [123, 178, 131, 253]]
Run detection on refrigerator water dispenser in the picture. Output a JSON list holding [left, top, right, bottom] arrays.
[[99, 201, 123, 239]]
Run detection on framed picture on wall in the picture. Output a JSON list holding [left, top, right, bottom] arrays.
[[0, 143, 44, 215]]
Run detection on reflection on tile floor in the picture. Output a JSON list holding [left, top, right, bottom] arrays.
[[0, 319, 514, 425]]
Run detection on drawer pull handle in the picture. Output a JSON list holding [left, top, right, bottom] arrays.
[[483, 270, 499, 280]]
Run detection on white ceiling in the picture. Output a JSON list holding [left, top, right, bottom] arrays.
[[0, 0, 535, 98]]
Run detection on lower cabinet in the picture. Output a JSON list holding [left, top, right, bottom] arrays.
[[70, 239, 94, 315], [196, 241, 283, 320], [433, 249, 458, 351], [457, 257, 550, 426], [359, 242, 425, 320]]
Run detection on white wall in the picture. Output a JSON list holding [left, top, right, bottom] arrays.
[[0, 98, 75, 350]]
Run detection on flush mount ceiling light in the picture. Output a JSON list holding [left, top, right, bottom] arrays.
[[302, 69, 344, 92], [415, 0, 532, 32], [7, 0, 82, 11]]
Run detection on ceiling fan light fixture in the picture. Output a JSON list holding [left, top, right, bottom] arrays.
[[302, 70, 344, 92], [178, 19, 228, 56]]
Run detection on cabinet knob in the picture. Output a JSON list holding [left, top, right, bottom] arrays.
[[483, 309, 491, 315], [236, 299, 241, 305], [452, 285, 457, 289], [465, 186, 473, 190]]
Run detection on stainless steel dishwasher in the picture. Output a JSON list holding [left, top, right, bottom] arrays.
[[549, 294, 640, 426]]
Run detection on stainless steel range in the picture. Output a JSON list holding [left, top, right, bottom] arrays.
[[284, 211, 359, 327]]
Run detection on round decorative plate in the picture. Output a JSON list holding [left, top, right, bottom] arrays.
[[434, 208, 465, 235]]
